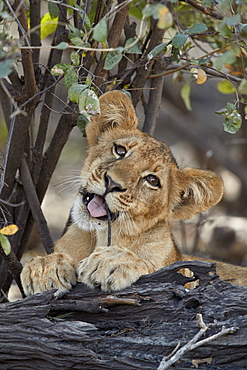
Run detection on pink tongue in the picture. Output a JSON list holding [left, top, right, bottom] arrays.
[[87, 194, 107, 218]]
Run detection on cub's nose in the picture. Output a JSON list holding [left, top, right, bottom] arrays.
[[104, 174, 123, 194]]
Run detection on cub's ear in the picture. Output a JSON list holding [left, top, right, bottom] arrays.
[[171, 168, 224, 220], [86, 90, 138, 146]]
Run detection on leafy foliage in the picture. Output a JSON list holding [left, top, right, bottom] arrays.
[[216, 103, 242, 134], [13, 0, 244, 133], [0, 224, 18, 256]]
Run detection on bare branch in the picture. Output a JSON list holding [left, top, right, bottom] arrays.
[[157, 314, 238, 370], [93, 0, 131, 88], [142, 59, 164, 136], [20, 156, 54, 255], [30, 0, 41, 64], [130, 21, 166, 107], [0, 244, 25, 298], [0, 82, 12, 130], [12, 0, 38, 102], [179, 0, 224, 20]]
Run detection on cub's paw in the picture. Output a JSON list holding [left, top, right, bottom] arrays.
[[21, 253, 77, 298], [77, 246, 150, 291]]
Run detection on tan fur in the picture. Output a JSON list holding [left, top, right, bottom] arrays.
[[21, 91, 247, 296]]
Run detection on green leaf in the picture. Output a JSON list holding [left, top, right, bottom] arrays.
[[78, 89, 100, 119], [0, 234, 11, 256], [172, 33, 188, 48], [188, 23, 208, 35], [0, 59, 13, 78], [68, 24, 82, 39], [240, 23, 247, 37], [215, 50, 236, 70], [75, 4, 91, 27], [70, 37, 84, 47], [129, 0, 145, 20], [223, 113, 242, 134], [68, 83, 88, 103], [238, 79, 247, 95], [218, 21, 232, 38], [64, 66, 78, 89], [216, 102, 242, 134], [56, 42, 69, 50], [230, 43, 241, 56], [202, 0, 213, 6], [51, 63, 70, 76], [93, 18, 107, 43], [142, 4, 159, 18], [219, 0, 233, 11], [48, 2, 59, 19], [217, 80, 235, 94], [70, 51, 80, 66], [77, 114, 88, 137], [147, 43, 168, 61], [181, 83, 192, 111], [104, 49, 123, 70], [124, 38, 142, 54], [224, 14, 241, 27]]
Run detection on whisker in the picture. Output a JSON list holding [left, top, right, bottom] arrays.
[[54, 178, 83, 194]]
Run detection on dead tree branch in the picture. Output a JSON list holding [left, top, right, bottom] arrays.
[[179, 0, 224, 20], [157, 313, 238, 370], [20, 156, 54, 255], [0, 261, 247, 369]]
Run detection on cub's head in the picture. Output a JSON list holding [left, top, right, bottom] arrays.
[[72, 91, 223, 236]]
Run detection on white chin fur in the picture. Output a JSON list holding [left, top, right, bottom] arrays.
[[71, 197, 107, 232]]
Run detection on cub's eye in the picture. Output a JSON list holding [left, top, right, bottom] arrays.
[[145, 174, 161, 188], [113, 144, 127, 158]]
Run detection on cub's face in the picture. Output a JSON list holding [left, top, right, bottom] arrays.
[[72, 90, 223, 237], [72, 130, 178, 236]]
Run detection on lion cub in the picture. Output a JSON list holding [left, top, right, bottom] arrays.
[[21, 90, 247, 296]]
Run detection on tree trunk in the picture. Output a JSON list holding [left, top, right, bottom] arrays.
[[1, 261, 247, 369]]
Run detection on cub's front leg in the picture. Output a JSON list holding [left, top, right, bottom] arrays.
[[77, 245, 152, 291], [21, 253, 77, 298]]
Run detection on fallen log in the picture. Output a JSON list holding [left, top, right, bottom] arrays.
[[1, 260, 247, 369]]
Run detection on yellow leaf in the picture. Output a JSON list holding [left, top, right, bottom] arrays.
[[0, 224, 19, 236], [191, 68, 207, 84], [40, 13, 58, 40], [157, 6, 173, 29], [217, 80, 236, 94], [197, 68, 207, 84]]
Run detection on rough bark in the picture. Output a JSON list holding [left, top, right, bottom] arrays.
[[1, 261, 247, 369]]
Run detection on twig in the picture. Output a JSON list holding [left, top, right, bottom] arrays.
[[30, 0, 41, 64], [142, 59, 165, 136], [35, 105, 78, 204], [131, 20, 166, 107], [4, 0, 31, 47], [11, 75, 63, 116], [0, 243, 25, 298], [93, 0, 131, 88], [179, 0, 223, 20], [157, 313, 238, 370], [12, 0, 38, 101], [0, 199, 25, 208], [20, 156, 54, 255], [51, 295, 140, 314], [0, 114, 31, 200]]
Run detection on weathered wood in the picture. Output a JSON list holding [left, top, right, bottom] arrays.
[[1, 261, 247, 369]]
